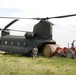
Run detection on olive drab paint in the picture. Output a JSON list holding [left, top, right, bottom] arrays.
[[0, 20, 54, 55]]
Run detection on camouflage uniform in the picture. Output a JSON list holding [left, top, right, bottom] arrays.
[[32, 46, 38, 57]]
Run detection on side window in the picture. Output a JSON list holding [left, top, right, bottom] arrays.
[[5, 41, 7, 44], [24, 43, 26, 46], [11, 42, 13, 45], [18, 42, 20, 46]]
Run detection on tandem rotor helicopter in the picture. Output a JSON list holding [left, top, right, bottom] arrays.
[[0, 14, 76, 57]]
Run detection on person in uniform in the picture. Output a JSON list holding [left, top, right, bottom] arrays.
[[32, 46, 38, 57]]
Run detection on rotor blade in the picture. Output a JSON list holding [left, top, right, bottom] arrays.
[[0, 14, 76, 20], [4, 19, 18, 30], [0, 16, 39, 20], [0, 28, 27, 32], [8, 29, 27, 32], [48, 14, 76, 19]]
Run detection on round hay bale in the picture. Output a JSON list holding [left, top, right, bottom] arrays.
[[43, 44, 60, 57]]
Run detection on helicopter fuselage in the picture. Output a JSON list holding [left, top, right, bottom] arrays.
[[0, 35, 53, 55], [0, 20, 54, 55]]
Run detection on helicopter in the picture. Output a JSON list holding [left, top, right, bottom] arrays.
[[0, 14, 76, 57]]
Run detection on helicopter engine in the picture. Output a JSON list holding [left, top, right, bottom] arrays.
[[1, 30, 10, 36], [25, 32, 36, 39]]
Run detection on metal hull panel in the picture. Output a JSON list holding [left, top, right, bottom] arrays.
[[0, 45, 32, 54]]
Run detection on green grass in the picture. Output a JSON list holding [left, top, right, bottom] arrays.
[[0, 52, 76, 75]]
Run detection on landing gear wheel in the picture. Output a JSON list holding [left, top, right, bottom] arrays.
[[43, 44, 53, 57], [65, 50, 75, 59]]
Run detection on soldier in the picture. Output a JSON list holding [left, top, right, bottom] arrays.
[[32, 46, 38, 57]]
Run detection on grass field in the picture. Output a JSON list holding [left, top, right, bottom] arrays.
[[0, 52, 76, 75]]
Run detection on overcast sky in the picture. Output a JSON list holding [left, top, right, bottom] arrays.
[[0, 0, 76, 47]]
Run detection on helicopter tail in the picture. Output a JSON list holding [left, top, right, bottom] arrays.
[[33, 20, 53, 39]]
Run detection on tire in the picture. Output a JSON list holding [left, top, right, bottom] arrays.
[[65, 50, 75, 59]]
